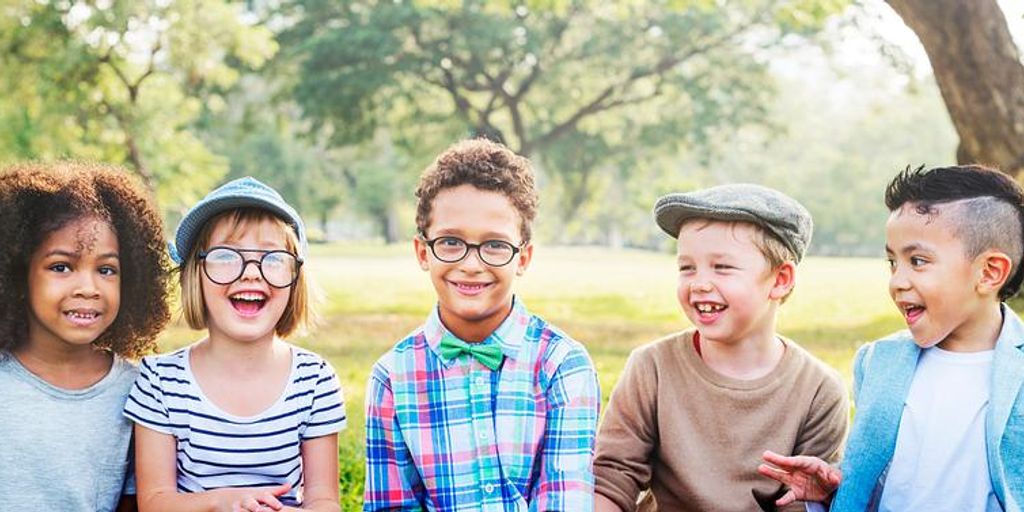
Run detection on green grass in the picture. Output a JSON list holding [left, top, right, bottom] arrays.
[[155, 244, 904, 508]]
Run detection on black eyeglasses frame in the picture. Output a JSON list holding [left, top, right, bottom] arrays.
[[419, 235, 524, 267], [197, 246, 304, 289]]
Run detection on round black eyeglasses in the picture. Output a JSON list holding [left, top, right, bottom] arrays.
[[198, 246, 303, 288], [421, 236, 523, 267]]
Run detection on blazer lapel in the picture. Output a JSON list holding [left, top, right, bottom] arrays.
[[989, 307, 1024, 452], [835, 341, 920, 511]]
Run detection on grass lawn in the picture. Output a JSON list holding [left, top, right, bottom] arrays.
[[156, 243, 906, 508]]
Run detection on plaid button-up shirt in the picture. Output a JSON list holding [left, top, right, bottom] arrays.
[[364, 299, 600, 511]]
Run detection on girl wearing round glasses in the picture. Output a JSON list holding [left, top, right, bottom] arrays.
[[124, 177, 345, 512]]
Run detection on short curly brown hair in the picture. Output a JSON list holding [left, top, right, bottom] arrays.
[[415, 138, 538, 242], [0, 162, 171, 359]]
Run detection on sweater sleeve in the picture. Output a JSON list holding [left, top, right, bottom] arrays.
[[593, 346, 660, 512], [792, 367, 849, 465]]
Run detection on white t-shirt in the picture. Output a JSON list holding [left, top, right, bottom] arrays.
[[878, 346, 1003, 511]]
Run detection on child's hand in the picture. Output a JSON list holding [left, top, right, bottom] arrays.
[[757, 450, 841, 505], [214, 482, 291, 512]]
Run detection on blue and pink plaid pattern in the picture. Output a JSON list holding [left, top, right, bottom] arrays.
[[364, 299, 600, 511]]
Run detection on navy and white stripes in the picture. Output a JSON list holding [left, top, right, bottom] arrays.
[[124, 345, 346, 506]]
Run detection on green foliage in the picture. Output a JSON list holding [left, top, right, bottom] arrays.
[[279, 0, 842, 243], [0, 0, 277, 212], [775, 0, 853, 33]]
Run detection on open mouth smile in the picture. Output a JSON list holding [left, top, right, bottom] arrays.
[[230, 291, 267, 316], [900, 302, 925, 325], [692, 301, 727, 323], [64, 309, 102, 327]]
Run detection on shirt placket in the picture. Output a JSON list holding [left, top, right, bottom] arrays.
[[469, 362, 503, 511]]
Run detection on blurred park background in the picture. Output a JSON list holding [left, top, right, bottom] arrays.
[[3, 0, 1023, 506]]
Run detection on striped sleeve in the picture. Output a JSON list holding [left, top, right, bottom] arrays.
[[300, 358, 346, 439], [123, 356, 173, 434]]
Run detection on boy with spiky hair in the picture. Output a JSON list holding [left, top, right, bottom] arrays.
[[761, 165, 1024, 511], [595, 184, 849, 512], [363, 139, 600, 511]]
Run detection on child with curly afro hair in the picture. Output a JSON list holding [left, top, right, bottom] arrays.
[[0, 161, 171, 511]]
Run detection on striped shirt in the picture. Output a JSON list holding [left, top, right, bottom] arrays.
[[364, 299, 600, 511], [123, 344, 345, 506]]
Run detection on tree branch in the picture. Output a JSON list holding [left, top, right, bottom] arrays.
[[524, 5, 769, 154]]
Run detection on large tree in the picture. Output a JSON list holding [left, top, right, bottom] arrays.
[[886, 0, 1024, 176], [279, 0, 844, 242], [0, 0, 277, 211]]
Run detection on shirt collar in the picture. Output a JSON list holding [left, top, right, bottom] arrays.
[[997, 302, 1024, 350], [425, 297, 530, 367]]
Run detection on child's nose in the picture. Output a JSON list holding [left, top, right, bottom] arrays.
[[690, 280, 713, 293], [240, 259, 263, 281], [459, 248, 487, 271], [72, 273, 101, 298], [889, 268, 911, 291]]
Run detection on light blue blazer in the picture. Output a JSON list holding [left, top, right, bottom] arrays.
[[832, 304, 1024, 512]]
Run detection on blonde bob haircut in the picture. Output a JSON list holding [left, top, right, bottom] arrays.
[[179, 208, 316, 337]]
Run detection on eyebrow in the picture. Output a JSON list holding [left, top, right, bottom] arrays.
[[433, 229, 515, 241], [42, 249, 119, 259], [884, 243, 932, 256], [677, 252, 733, 259]]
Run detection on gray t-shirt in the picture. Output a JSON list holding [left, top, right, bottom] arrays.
[[0, 352, 138, 511]]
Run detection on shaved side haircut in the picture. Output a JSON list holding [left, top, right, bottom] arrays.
[[885, 164, 1024, 300]]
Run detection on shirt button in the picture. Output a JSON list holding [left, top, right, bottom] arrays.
[[484, 483, 495, 494], [479, 431, 488, 440], [475, 376, 485, 385]]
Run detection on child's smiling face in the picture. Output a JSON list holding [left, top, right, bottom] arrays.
[[675, 220, 790, 346], [415, 184, 533, 342], [26, 217, 121, 350], [886, 203, 994, 349], [201, 216, 293, 345]]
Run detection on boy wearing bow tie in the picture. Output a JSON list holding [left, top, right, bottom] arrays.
[[363, 138, 600, 512]]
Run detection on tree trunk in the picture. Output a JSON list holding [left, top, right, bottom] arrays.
[[320, 211, 330, 242], [886, 0, 1024, 177], [376, 206, 400, 245]]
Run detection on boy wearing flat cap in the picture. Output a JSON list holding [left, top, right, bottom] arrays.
[[594, 184, 848, 512]]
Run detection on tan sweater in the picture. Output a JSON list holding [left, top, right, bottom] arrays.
[[594, 330, 849, 512]]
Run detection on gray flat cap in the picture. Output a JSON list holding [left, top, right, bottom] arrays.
[[653, 183, 813, 262]]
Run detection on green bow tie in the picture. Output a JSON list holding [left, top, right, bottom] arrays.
[[438, 334, 504, 371]]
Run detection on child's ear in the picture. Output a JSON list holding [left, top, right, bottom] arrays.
[[515, 242, 534, 276], [768, 261, 796, 300], [414, 236, 430, 271], [976, 250, 1013, 296]]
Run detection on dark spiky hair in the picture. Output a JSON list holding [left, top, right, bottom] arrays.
[[885, 164, 1024, 300]]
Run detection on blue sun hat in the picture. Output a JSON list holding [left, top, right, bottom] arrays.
[[169, 177, 307, 265]]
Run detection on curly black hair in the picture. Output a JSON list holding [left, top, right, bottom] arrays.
[[0, 162, 171, 358]]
